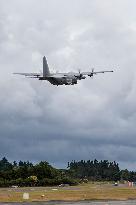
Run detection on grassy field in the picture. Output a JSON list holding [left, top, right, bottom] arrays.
[[0, 182, 136, 202]]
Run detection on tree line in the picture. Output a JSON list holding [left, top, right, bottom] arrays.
[[67, 160, 136, 182], [0, 157, 136, 187], [0, 157, 77, 187]]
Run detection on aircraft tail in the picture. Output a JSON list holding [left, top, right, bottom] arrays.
[[43, 56, 50, 77]]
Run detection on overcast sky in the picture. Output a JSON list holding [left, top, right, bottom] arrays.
[[1, 0, 136, 170]]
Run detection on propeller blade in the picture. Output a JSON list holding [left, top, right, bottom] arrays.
[[92, 68, 94, 73], [78, 69, 81, 74]]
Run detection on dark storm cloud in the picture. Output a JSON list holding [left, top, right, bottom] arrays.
[[0, 0, 136, 170]]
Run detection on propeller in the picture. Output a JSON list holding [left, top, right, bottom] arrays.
[[77, 69, 86, 80], [78, 69, 83, 79], [78, 69, 82, 76], [88, 68, 95, 78]]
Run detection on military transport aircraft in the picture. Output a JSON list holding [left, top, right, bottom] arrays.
[[14, 56, 113, 86]]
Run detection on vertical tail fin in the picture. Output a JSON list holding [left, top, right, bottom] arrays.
[[43, 56, 50, 77]]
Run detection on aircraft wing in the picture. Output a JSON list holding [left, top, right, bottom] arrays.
[[82, 70, 113, 75], [50, 73, 69, 78], [13, 72, 42, 77]]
